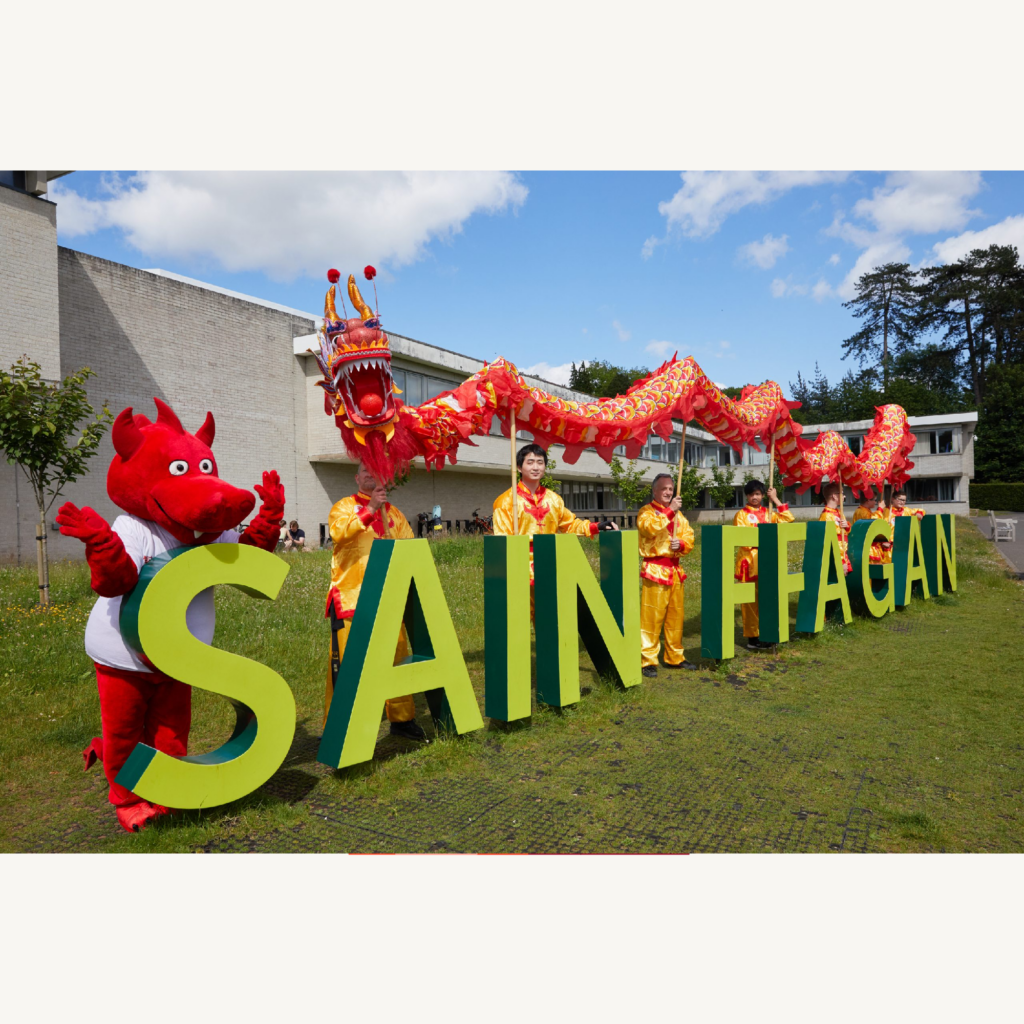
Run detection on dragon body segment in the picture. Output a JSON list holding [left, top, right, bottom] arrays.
[[315, 273, 916, 497]]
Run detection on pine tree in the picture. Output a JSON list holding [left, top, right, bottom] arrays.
[[841, 262, 919, 394]]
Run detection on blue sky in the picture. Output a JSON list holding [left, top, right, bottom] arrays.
[[52, 171, 1024, 392]]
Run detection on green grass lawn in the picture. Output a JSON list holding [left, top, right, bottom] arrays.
[[1, 519, 1022, 853]]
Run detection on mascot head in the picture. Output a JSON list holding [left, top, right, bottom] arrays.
[[314, 267, 418, 483], [107, 398, 256, 546]]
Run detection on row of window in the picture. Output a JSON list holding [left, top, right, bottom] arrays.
[[560, 476, 959, 512]]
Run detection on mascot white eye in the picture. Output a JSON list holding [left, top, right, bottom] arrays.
[[169, 460, 189, 476], [199, 459, 213, 474]]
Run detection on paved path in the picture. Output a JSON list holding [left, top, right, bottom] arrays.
[[971, 516, 1024, 575]]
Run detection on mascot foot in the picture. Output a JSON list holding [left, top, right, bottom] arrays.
[[116, 801, 171, 833]]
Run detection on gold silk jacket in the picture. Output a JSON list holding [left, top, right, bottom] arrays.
[[852, 505, 889, 564], [326, 492, 414, 618], [819, 506, 852, 573], [637, 501, 695, 585], [493, 483, 598, 582], [733, 502, 794, 582]]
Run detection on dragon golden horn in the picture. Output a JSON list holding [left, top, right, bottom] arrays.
[[348, 274, 374, 321], [324, 284, 340, 322]]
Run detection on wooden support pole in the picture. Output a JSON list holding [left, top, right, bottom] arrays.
[[767, 428, 777, 508], [511, 412, 519, 534], [675, 421, 688, 495]]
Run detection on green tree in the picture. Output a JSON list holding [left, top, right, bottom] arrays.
[[541, 457, 561, 493], [608, 456, 650, 511], [974, 363, 1024, 483], [569, 359, 651, 398], [0, 357, 112, 605], [672, 459, 704, 511], [707, 463, 737, 522], [841, 262, 919, 393]]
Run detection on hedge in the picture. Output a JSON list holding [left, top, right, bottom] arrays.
[[970, 482, 1024, 513]]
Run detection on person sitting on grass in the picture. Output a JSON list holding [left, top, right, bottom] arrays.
[[734, 478, 794, 652], [637, 473, 696, 677], [277, 518, 288, 550], [284, 520, 306, 552]]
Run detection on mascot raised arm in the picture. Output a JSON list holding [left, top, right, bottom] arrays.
[[56, 398, 285, 833]]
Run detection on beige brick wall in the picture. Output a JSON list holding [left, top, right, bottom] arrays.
[[0, 186, 60, 380]]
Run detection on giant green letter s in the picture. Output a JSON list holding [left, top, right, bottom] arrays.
[[116, 544, 295, 810]]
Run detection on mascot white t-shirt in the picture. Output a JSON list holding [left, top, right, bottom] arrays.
[[84, 514, 239, 673]]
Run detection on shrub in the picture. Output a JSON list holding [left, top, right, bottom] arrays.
[[970, 482, 1024, 513]]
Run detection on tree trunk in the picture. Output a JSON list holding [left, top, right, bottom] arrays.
[[36, 511, 50, 607]]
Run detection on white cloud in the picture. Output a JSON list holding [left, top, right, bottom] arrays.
[[812, 279, 833, 302], [652, 171, 849, 241], [645, 340, 673, 358], [828, 253, 840, 266], [612, 319, 631, 342], [738, 233, 790, 269], [770, 276, 808, 298], [851, 171, 982, 236], [522, 361, 574, 387], [49, 171, 528, 281], [931, 214, 1024, 265]]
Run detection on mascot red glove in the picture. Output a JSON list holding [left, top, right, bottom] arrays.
[[57, 398, 285, 833]]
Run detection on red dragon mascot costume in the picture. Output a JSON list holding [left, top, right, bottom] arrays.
[[56, 398, 285, 832]]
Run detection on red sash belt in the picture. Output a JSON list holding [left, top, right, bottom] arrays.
[[643, 555, 680, 568]]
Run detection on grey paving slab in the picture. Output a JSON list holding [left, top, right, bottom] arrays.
[[971, 516, 1024, 575]]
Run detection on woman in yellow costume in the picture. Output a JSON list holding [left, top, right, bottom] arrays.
[[493, 444, 616, 611], [637, 473, 696, 676], [324, 462, 427, 742], [879, 486, 924, 564], [851, 491, 890, 565], [734, 478, 795, 651]]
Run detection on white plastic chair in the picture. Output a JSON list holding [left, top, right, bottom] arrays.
[[989, 510, 1017, 542]]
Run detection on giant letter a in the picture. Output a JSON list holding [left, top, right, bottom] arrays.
[[318, 539, 483, 769]]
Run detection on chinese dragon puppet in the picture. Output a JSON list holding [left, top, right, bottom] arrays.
[[56, 400, 284, 832], [316, 269, 916, 495]]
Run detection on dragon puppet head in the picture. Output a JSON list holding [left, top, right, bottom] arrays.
[[313, 268, 418, 482]]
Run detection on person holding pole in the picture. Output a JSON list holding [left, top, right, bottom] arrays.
[[734, 478, 794, 651], [851, 491, 889, 565], [879, 486, 924, 564], [818, 480, 852, 575], [637, 472, 696, 676], [492, 443, 616, 613], [323, 462, 426, 742]]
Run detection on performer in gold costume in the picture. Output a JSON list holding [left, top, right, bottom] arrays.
[[818, 482, 852, 575], [324, 462, 427, 742], [879, 487, 924, 564], [637, 473, 696, 676], [734, 479, 795, 651], [492, 444, 614, 596], [851, 492, 889, 565]]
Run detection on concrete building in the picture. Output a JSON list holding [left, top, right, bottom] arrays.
[[0, 173, 977, 563]]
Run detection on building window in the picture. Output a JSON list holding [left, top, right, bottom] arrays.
[[931, 429, 954, 454], [393, 366, 460, 410], [562, 481, 626, 512], [905, 478, 957, 503], [845, 435, 863, 456]]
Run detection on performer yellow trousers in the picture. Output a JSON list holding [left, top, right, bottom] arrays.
[[640, 577, 685, 667], [323, 623, 416, 725], [741, 582, 759, 639]]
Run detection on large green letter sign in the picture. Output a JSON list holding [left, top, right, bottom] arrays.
[[795, 521, 852, 633], [848, 519, 895, 618], [757, 522, 807, 644], [533, 531, 641, 706], [892, 515, 930, 606], [116, 544, 294, 809], [318, 539, 484, 769], [483, 535, 533, 722], [921, 514, 957, 595], [700, 525, 757, 659]]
